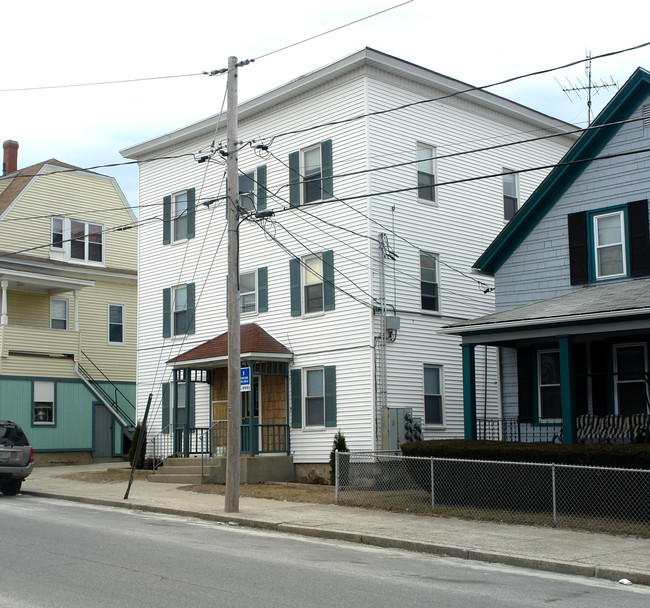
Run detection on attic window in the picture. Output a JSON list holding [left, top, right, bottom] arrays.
[[643, 105, 650, 129]]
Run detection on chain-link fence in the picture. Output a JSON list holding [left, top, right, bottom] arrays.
[[335, 451, 650, 537]]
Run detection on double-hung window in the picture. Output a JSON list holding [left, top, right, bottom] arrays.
[[50, 298, 68, 330], [33, 380, 55, 425], [417, 143, 436, 202], [238, 165, 267, 213], [163, 188, 195, 244], [538, 350, 562, 420], [290, 251, 335, 316], [108, 303, 125, 344], [424, 365, 443, 425], [593, 211, 626, 280], [240, 270, 257, 315], [162, 283, 195, 337], [420, 252, 439, 312], [51, 217, 103, 263], [288, 140, 333, 206], [290, 366, 337, 429], [503, 170, 518, 220]]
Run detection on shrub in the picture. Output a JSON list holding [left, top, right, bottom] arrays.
[[128, 421, 147, 469], [329, 430, 348, 485]]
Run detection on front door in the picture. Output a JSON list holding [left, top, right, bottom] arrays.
[[241, 376, 260, 454]]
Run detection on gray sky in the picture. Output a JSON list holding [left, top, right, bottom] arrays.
[[2, 0, 649, 207]]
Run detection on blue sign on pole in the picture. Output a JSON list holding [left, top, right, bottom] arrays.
[[240, 367, 251, 392]]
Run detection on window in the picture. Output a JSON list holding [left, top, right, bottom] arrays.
[[108, 304, 125, 344], [50, 298, 68, 330], [420, 252, 439, 312], [163, 188, 195, 244], [50, 217, 103, 263], [240, 271, 257, 314], [593, 211, 626, 279], [52, 217, 63, 249], [237, 166, 267, 213], [290, 251, 334, 316], [568, 202, 650, 285], [162, 283, 195, 337], [417, 143, 436, 202], [424, 365, 443, 424], [538, 350, 562, 420], [33, 381, 54, 425], [614, 344, 648, 415], [290, 366, 336, 429], [288, 140, 333, 206], [503, 171, 518, 220]]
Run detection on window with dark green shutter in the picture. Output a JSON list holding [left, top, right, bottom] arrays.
[[288, 140, 333, 206], [289, 251, 334, 316]]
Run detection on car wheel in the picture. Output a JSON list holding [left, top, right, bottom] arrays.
[[1, 480, 22, 496]]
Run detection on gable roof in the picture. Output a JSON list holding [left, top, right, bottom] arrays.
[[167, 323, 293, 366], [474, 67, 650, 276], [0, 159, 89, 216]]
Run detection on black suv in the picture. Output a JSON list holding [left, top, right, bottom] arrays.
[[0, 421, 34, 496]]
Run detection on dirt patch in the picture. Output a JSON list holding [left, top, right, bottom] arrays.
[[178, 481, 336, 505], [59, 470, 150, 483]]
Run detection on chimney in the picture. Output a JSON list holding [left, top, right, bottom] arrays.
[[3, 140, 19, 176]]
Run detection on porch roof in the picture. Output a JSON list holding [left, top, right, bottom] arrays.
[[167, 323, 293, 368], [444, 277, 650, 342]]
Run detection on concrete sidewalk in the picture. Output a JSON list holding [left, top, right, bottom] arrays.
[[17, 462, 650, 586]]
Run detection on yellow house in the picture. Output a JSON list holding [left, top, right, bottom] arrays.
[[0, 141, 137, 462]]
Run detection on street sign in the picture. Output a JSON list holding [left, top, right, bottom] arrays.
[[240, 367, 251, 392]]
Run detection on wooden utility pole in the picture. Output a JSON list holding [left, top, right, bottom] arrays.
[[224, 55, 241, 513]]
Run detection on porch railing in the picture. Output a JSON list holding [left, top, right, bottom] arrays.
[[477, 417, 561, 442]]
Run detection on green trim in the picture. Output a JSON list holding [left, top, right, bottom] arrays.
[[257, 266, 268, 313], [290, 368, 302, 428], [475, 68, 650, 275], [289, 258, 301, 316], [462, 344, 476, 439], [324, 365, 336, 427]]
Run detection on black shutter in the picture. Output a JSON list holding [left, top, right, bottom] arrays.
[[517, 347, 533, 423], [628, 200, 650, 277], [568, 211, 588, 285]]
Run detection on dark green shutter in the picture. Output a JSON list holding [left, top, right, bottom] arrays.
[[258, 266, 268, 313], [568, 212, 588, 285], [323, 249, 335, 311], [290, 258, 301, 316], [188, 379, 196, 427], [628, 200, 650, 277], [162, 288, 171, 338], [289, 151, 300, 207], [186, 282, 195, 335], [517, 347, 533, 423], [187, 188, 195, 239], [324, 366, 337, 427], [291, 369, 302, 428], [321, 139, 333, 200], [257, 165, 267, 211], [163, 195, 171, 244], [162, 383, 170, 431]]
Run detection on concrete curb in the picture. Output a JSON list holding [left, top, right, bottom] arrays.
[[24, 490, 650, 587]]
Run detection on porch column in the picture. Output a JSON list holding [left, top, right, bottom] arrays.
[[184, 368, 191, 457], [1, 280, 8, 325], [558, 334, 577, 444], [73, 289, 80, 331], [462, 343, 477, 440]]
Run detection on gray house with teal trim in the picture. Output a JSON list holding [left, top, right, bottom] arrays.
[[446, 68, 650, 444]]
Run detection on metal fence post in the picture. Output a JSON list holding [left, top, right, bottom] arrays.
[[335, 450, 339, 503], [551, 464, 557, 527], [430, 458, 435, 509]]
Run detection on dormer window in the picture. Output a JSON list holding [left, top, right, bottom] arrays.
[[51, 217, 104, 264], [593, 211, 626, 280]]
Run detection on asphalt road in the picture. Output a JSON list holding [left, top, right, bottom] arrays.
[[1, 495, 649, 608]]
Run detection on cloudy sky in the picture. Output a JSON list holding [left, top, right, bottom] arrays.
[[2, 0, 649, 206]]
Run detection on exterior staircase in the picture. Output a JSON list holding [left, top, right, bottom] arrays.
[[149, 454, 295, 484]]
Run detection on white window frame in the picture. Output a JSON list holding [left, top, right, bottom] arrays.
[[240, 270, 257, 316], [108, 303, 125, 345], [51, 217, 64, 249], [304, 367, 325, 428], [172, 285, 188, 336], [239, 170, 256, 213], [416, 142, 437, 203], [420, 251, 440, 313], [424, 364, 444, 426], [302, 145, 323, 204], [173, 190, 189, 242], [33, 380, 55, 425], [537, 349, 562, 422], [303, 254, 324, 315], [503, 170, 519, 221], [593, 210, 627, 280], [50, 216, 104, 264], [614, 343, 648, 415], [50, 297, 68, 330]]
